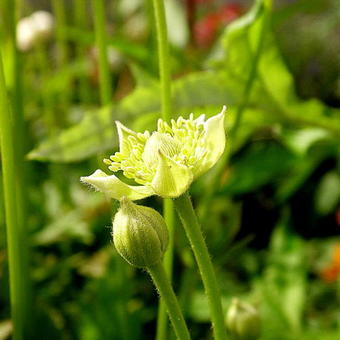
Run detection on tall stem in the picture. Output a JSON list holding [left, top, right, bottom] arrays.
[[74, 0, 91, 104], [0, 49, 27, 340], [51, 0, 70, 113], [156, 199, 175, 340], [174, 192, 227, 340], [150, 1, 175, 339], [92, 0, 111, 105], [151, 0, 172, 121], [148, 262, 191, 340], [1, 1, 31, 337]]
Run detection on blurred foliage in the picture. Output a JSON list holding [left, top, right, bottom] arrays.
[[0, 0, 339, 339]]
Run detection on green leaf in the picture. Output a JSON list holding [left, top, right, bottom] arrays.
[[261, 216, 307, 335], [28, 0, 340, 163], [314, 171, 340, 215], [221, 142, 296, 195], [28, 71, 240, 162]]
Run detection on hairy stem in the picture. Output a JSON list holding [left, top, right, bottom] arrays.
[[151, 1, 175, 339], [174, 192, 227, 340], [148, 262, 191, 340]]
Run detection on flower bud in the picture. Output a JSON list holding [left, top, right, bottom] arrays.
[[226, 298, 261, 340], [112, 197, 168, 267]]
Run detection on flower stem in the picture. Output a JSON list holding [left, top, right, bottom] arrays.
[[156, 199, 175, 340], [174, 192, 227, 340], [92, 0, 112, 105], [0, 49, 28, 340], [151, 1, 175, 339], [148, 262, 191, 340]]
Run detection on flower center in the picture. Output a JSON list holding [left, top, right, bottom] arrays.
[[142, 132, 181, 168]]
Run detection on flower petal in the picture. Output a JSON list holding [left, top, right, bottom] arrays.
[[115, 121, 139, 154], [80, 169, 154, 200], [193, 106, 227, 178], [151, 152, 193, 198]]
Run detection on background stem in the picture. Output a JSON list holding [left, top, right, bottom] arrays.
[[174, 192, 227, 340], [148, 262, 191, 340], [51, 0, 70, 112], [92, 0, 112, 105], [151, 0, 172, 121], [150, 1, 175, 339], [74, 0, 91, 104]]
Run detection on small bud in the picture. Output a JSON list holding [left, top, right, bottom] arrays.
[[226, 298, 261, 340], [112, 197, 168, 267]]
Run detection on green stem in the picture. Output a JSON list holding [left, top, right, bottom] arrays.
[[0, 49, 27, 340], [92, 0, 112, 105], [1, 1, 31, 337], [174, 192, 227, 340], [51, 0, 70, 118], [148, 262, 191, 340], [74, 0, 91, 104], [156, 199, 175, 340], [151, 1, 174, 339], [151, 0, 172, 121], [51, 0, 69, 67]]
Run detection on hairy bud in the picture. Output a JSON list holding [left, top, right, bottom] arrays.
[[112, 197, 168, 267], [226, 298, 261, 340]]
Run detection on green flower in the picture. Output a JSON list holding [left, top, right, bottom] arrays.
[[81, 106, 226, 199]]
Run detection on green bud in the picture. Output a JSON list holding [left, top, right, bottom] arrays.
[[226, 298, 261, 340], [112, 197, 169, 267]]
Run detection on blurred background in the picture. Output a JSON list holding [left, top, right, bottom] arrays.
[[0, 0, 339, 339]]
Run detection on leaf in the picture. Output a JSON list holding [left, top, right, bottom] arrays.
[[214, 0, 340, 133], [28, 0, 340, 163], [261, 216, 307, 335], [314, 171, 340, 215], [28, 71, 240, 162], [165, 0, 189, 48], [280, 127, 331, 155], [221, 142, 296, 195]]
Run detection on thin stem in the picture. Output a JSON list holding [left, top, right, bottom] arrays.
[[148, 262, 191, 340], [74, 0, 91, 104], [0, 49, 27, 340], [51, 0, 69, 67], [51, 0, 70, 117], [156, 199, 175, 340], [151, 0, 172, 121], [174, 192, 227, 340], [151, 1, 175, 339], [92, 0, 112, 105]]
